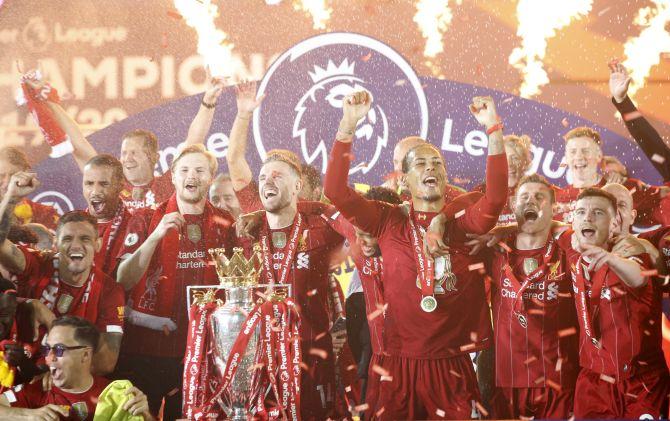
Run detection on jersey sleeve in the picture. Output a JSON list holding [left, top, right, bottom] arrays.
[[117, 209, 152, 261], [96, 280, 126, 334], [235, 181, 263, 214], [3, 381, 43, 408]]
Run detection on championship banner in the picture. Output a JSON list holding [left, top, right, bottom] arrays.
[[29, 32, 663, 216]]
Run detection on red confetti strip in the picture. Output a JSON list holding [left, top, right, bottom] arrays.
[[599, 374, 616, 384], [375, 407, 386, 417], [372, 364, 390, 377], [449, 369, 462, 378], [623, 111, 642, 121], [299, 362, 309, 371], [436, 408, 446, 417], [641, 269, 658, 277], [455, 209, 466, 219], [394, 79, 407, 86], [468, 263, 484, 272], [247, 362, 265, 373], [528, 309, 546, 316], [346, 364, 356, 372], [380, 375, 393, 382], [612, 286, 626, 296], [474, 401, 488, 417], [524, 356, 537, 365], [354, 403, 369, 412], [167, 387, 180, 397], [534, 376, 545, 385], [558, 292, 572, 298], [644, 330, 651, 336], [501, 97, 514, 104], [625, 392, 638, 399], [315, 332, 326, 341], [555, 358, 563, 372], [497, 241, 512, 253], [546, 379, 562, 392], [649, 319, 655, 325], [558, 327, 577, 337], [459, 343, 476, 352], [309, 348, 328, 360], [361, 53, 372, 62], [469, 331, 478, 342], [307, 289, 318, 296], [167, 9, 183, 19], [561, 117, 569, 127]]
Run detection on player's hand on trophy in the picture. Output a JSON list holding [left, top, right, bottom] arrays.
[[235, 80, 265, 117], [150, 212, 185, 241], [425, 214, 450, 258], [234, 210, 265, 239], [202, 67, 229, 106], [338, 90, 372, 140], [469, 96, 499, 129], [608, 59, 632, 104], [6, 172, 40, 201]]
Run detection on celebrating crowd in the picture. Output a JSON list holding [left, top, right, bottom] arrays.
[[0, 59, 669, 421]]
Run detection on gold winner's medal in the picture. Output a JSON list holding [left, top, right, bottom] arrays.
[[523, 257, 539, 276], [131, 186, 144, 201], [272, 231, 287, 248], [57, 294, 74, 314], [420, 296, 438, 312], [187, 224, 202, 243]]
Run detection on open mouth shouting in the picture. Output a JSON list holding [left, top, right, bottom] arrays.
[[184, 181, 200, 194], [422, 175, 438, 188], [68, 251, 85, 263], [523, 207, 539, 222], [580, 226, 596, 239], [89, 198, 106, 214], [262, 185, 279, 200]]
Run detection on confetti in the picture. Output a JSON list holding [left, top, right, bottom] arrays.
[[449, 369, 462, 378], [649, 319, 655, 325], [315, 332, 327, 341], [167, 387, 180, 396], [436, 408, 446, 417], [625, 392, 638, 399], [307, 289, 318, 296], [558, 327, 577, 337], [361, 53, 372, 62], [247, 362, 265, 372], [622, 111, 643, 121], [309, 348, 328, 360], [459, 343, 476, 352], [394, 79, 407, 86], [501, 97, 514, 104], [372, 364, 390, 377], [167, 9, 183, 19], [346, 364, 356, 372], [546, 379, 562, 392], [561, 117, 569, 127], [612, 286, 626, 296], [497, 241, 512, 252], [555, 358, 563, 372], [534, 376, 545, 385], [599, 374, 616, 384], [642, 382, 651, 393], [375, 407, 386, 417], [469, 331, 478, 342], [644, 329, 651, 336], [354, 403, 369, 412], [641, 269, 658, 277], [162, 325, 171, 336], [529, 308, 546, 316], [524, 356, 537, 365], [299, 362, 309, 371], [474, 401, 488, 417], [468, 263, 485, 272], [380, 375, 393, 382], [455, 209, 466, 219], [651, 154, 666, 164]]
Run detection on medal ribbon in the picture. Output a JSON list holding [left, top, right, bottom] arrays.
[[36, 257, 93, 318], [260, 213, 304, 286], [502, 236, 557, 314], [93, 201, 126, 271], [574, 257, 608, 347], [407, 206, 436, 301]]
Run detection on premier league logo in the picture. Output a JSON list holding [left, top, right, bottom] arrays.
[[253, 32, 428, 182]]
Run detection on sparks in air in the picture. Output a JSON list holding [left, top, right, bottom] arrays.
[[173, 0, 234, 78], [293, 0, 332, 30], [622, 0, 670, 101], [509, 0, 593, 98], [413, 0, 460, 58]]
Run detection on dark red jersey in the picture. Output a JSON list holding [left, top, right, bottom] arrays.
[[3, 376, 109, 421], [120, 171, 173, 212], [118, 196, 236, 358], [559, 230, 666, 380], [16, 247, 124, 334], [490, 236, 579, 388], [324, 140, 508, 359]]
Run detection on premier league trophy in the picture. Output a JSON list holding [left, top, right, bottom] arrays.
[[208, 246, 263, 420]]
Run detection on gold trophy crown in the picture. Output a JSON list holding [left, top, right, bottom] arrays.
[[208, 245, 262, 287]]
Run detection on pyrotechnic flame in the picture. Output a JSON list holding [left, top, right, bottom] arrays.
[[509, 0, 593, 98], [413, 0, 460, 58], [293, 0, 332, 30], [174, 0, 234, 78], [622, 0, 670, 101]]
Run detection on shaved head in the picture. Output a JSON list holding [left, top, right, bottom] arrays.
[[393, 136, 426, 172], [602, 183, 636, 234]]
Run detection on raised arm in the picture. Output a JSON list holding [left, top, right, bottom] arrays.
[[323, 91, 389, 237], [116, 212, 184, 291], [227, 81, 265, 191], [21, 74, 97, 171], [0, 172, 40, 274], [609, 61, 670, 182], [183, 70, 227, 147], [456, 96, 508, 235], [581, 243, 648, 288]]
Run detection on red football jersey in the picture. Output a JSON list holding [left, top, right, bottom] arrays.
[[120, 171, 173, 212], [490, 238, 579, 388], [555, 178, 662, 225], [3, 376, 109, 421], [472, 184, 517, 226], [16, 247, 124, 334], [559, 231, 666, 380], [323, 211, 385, 355], [13, 198, 59, 230], [234, 181, 263, 214], [324, 140, 508, 359], [88, 202, 132, 275], [639, 226, 670, 274], [118, 203, 236, 358]]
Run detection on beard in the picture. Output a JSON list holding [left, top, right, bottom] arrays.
[[178, 188, 206, 204]]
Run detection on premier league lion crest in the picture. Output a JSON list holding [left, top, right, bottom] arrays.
[[253, 32, 428, 184]]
